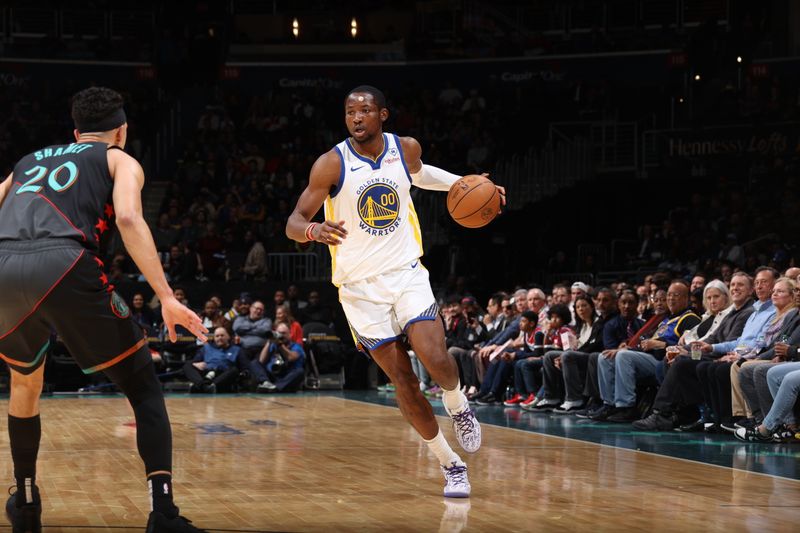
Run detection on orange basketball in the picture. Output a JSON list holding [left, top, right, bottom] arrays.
[[446, 175, 501, 228]]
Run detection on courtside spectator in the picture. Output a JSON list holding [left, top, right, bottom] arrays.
[[233, 300, 272, 359], [224, 292, 251, 323], [183, 327, 247, 393], [300, 290, 335, 326], [275, 305, 303, 345], [476, 311, 539, 405], [250, 322, 305, 393], [595, 281, 700, 422], [130, 293, 158, 335], [545, 290, 619, 413]]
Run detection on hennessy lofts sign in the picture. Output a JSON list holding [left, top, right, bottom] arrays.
[[647, 123, 800, 173], [658, 122, 800, 159], [667, 130, 791, 158]]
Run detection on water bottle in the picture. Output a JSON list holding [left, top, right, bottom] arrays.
[[505, 385, 514, 401]]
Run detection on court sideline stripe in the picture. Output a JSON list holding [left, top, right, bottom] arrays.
[[338, 396, 800, 485]]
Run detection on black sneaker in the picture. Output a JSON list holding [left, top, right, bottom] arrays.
[[734, 418, 757, 431], [587, 404, 615, 421], [632, 412, 675, 431], [475, 394, 498, 406], [146, 511, 207, 533], [574, 401, 602, 418], [733, 426, 773, 443], [606, 406, 640, 423], [675, 419, 704, 432], [5, 485, 42, 533]]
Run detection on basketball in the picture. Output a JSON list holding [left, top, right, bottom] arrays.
[[446, 174, 501, 228]]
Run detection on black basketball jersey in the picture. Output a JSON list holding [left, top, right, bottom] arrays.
[[0, 142, 117, 253]]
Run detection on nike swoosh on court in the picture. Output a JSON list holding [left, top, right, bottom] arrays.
[[350, 165, 364, 171]]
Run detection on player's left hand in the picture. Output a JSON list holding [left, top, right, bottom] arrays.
[[480, 172, 506, 211], [162, 295, 209, 343]]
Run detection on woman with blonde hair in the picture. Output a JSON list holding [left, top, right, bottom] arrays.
[[676, 279, 733, 349]]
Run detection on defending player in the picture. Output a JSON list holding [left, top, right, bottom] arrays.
[[286, 85, 505, 497], [0, 87, 208, 532]]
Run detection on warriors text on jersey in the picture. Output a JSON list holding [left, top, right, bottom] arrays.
[[324, 133, 423, 286], [0, 142, 116, 252]]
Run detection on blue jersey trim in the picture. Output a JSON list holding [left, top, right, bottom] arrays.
[[392, 134, 413, 184], [403, 315, 437, 332], [354, 331, 402, 352], [330, 146, 346, 198], [345, 133, 388, 170], [403, 301, 440, 332]]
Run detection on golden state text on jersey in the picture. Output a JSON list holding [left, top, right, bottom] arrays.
[[356, 178, 401, 236]]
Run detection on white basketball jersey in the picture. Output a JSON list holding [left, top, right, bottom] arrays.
[[324, 133, 424, 286]]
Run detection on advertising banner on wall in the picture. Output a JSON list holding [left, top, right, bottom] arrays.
[[225, 50, 674, 92], [643, 122, 800, 176]]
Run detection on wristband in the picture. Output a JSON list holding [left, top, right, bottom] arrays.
[[305, 222, 318, 242]]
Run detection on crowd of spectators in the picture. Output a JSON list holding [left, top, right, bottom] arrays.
[[66, 254, 800, 450], [126, 284, 336, 394], [390, 263, 800, 445]]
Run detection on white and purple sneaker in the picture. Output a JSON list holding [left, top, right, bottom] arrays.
[[448, 407, 482, 453], [441, 461, 471, 498]]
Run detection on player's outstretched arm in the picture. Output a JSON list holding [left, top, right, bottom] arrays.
[[108, 150, 207, 342], [399, 137, 506, 206], [286, 150, 349, 246]]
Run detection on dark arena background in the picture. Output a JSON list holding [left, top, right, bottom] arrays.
[[1, 1, 800, 531]]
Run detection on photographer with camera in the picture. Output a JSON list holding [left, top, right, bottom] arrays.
[[249, 322, 306, 393]]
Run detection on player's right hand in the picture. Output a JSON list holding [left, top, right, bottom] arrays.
[[313, 219, 348, 245], [162, 295, 208, 343]]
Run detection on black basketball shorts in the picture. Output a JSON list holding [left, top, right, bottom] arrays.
[[0, 239, 150, 376]]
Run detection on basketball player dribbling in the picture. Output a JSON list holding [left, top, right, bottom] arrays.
[[0, 88, 208, 532], [287, 85, 505, 497]]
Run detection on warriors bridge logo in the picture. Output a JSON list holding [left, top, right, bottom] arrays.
[[356, 182, 402, 236]]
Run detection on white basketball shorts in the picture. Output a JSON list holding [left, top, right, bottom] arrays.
[[338, 260, 439, 352]]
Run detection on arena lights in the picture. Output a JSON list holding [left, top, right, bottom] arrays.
[[737, 56, 742, 63], [292, 18, 299, 39], [351, 18, 358, 38], [694, 74, 701, 81]]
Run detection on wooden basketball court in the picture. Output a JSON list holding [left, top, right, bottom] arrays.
[[0, 394, 797, 532]]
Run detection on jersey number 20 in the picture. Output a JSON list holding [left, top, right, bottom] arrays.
[[16, 162, 79, 195]]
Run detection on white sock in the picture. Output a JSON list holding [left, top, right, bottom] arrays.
[[441, 380, 468, 415], [424, 429, 463, 467]]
